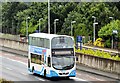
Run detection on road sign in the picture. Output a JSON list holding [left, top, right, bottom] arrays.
[[77, 36, 82, 42], [76, 36, 82, 50]]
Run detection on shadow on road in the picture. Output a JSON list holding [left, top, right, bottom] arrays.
[[33, 73, 74, 81]]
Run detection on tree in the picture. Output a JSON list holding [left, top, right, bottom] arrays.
[[98, 20, 120, 47], [16, 2, 48, 36], [61, 2, 120, 40], [50, 2, 78, 34], [98, 20, 120, 37], [2, 2, 28, 34]]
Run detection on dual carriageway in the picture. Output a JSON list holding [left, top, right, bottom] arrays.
[[0, 45, 119, 82]]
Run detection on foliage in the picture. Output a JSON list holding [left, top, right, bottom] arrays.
[[1, 2, 120, 45], [0, 78, 13, 83], [93, 38, 104, 47], [61, 2, 120, 38], [16, 2, 48, 36], [76, 48, 120, 61], [98, 20, 120, 38], [2, 2, 29, 34], [104, 39, 111, 48], [84, 40, 93, 46], [20, 21, 39, 35], [98, 20, 120, 48]]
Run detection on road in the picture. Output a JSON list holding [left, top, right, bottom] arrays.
[[0, 51, 118, 82]]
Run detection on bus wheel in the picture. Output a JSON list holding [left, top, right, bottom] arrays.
[[65, 77, 69, 79], [28, 59, 30, 68], [32, 66, 34, 73], [44, 70, 46, 77]]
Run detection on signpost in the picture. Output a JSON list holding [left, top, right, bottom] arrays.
[[76, 36, 82, 50]]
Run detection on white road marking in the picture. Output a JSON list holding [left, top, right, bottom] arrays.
[[11, 59, 16, 62], [15, 60, 27, 66], [5, 67, 12, 71], [0, 56, 27, 66], [5, 54, 15, 56], [86, 75, 104, 81], [76, 73, 82, 76], [70, 77, 87, 81], [21, 72, 27, 76], [34, 77, 45, 81]]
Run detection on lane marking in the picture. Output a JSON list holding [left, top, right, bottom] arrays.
[[70, 77, 87, 81], [5, 54, 15, 56], [76, 73, 82, 76], [5, 67, 12, 71], [86, 75, 104, 81], [0, 56, 27, 66], [15, 60, 27, 65], [11, 59, 17, 62], [34, 77, 45, 81], [21, 72, 27, 76]]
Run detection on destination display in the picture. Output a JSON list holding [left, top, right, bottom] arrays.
[[52, 50, 73, 55]]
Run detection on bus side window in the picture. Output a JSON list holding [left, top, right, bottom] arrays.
[[48, 56, 51, 67]]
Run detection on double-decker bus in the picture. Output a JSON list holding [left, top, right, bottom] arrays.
[[28, 33, 76, 78]]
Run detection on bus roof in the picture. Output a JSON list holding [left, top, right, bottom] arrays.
[[29, 33, 73, 40]]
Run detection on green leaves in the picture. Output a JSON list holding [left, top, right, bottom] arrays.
[[98, 20, 120, 37], [2, 2, 28, 34], [76, 48, 120, 61], [2, 2, 120, 42]]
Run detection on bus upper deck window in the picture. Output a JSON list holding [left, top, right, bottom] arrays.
[[59, 37, 64, 43]]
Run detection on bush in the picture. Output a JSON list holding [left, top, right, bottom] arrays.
[[76, 48, 120, 61], [84, 40, 93, 46], [0, 78, 13, 83], [104, 39, 111, 48], [94, 38, 104, 47]]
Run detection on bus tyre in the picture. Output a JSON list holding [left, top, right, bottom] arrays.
[[28, 59, 30, 68], [65, 77, 69, 79], [44, 70, 46, 77], [32, 66, 34, 73]]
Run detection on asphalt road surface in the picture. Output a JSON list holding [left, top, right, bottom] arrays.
[[0, 51, 119, 83]]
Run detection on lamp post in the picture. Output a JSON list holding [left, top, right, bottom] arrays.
[[39, 18, 43, 33], [109, 17, 113, 49], [26, 16, 30, 39], [71, 21, 76, 36], [113, 30, 118, 49], [48, 0, 50, 34], [93, 22, 98, 42], [54, 19, 59, 34], [92, 16, 97, 42], [92, 16, 96, 23]]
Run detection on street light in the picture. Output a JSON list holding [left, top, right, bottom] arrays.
[[109, 17, 113, 49], [54, 19, 59, 34], [92, 16, 96, 23], [109, 17, 113, 20], [71, 21, 76, 36], [93, 22, 98, 42], [92, 16, 97, 42], [39, 18, 43, 33], [48, 0, 50, 34], [26, 16, 30, 39]]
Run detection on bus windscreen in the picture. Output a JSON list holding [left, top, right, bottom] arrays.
[[51, 37, 74, 49]]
